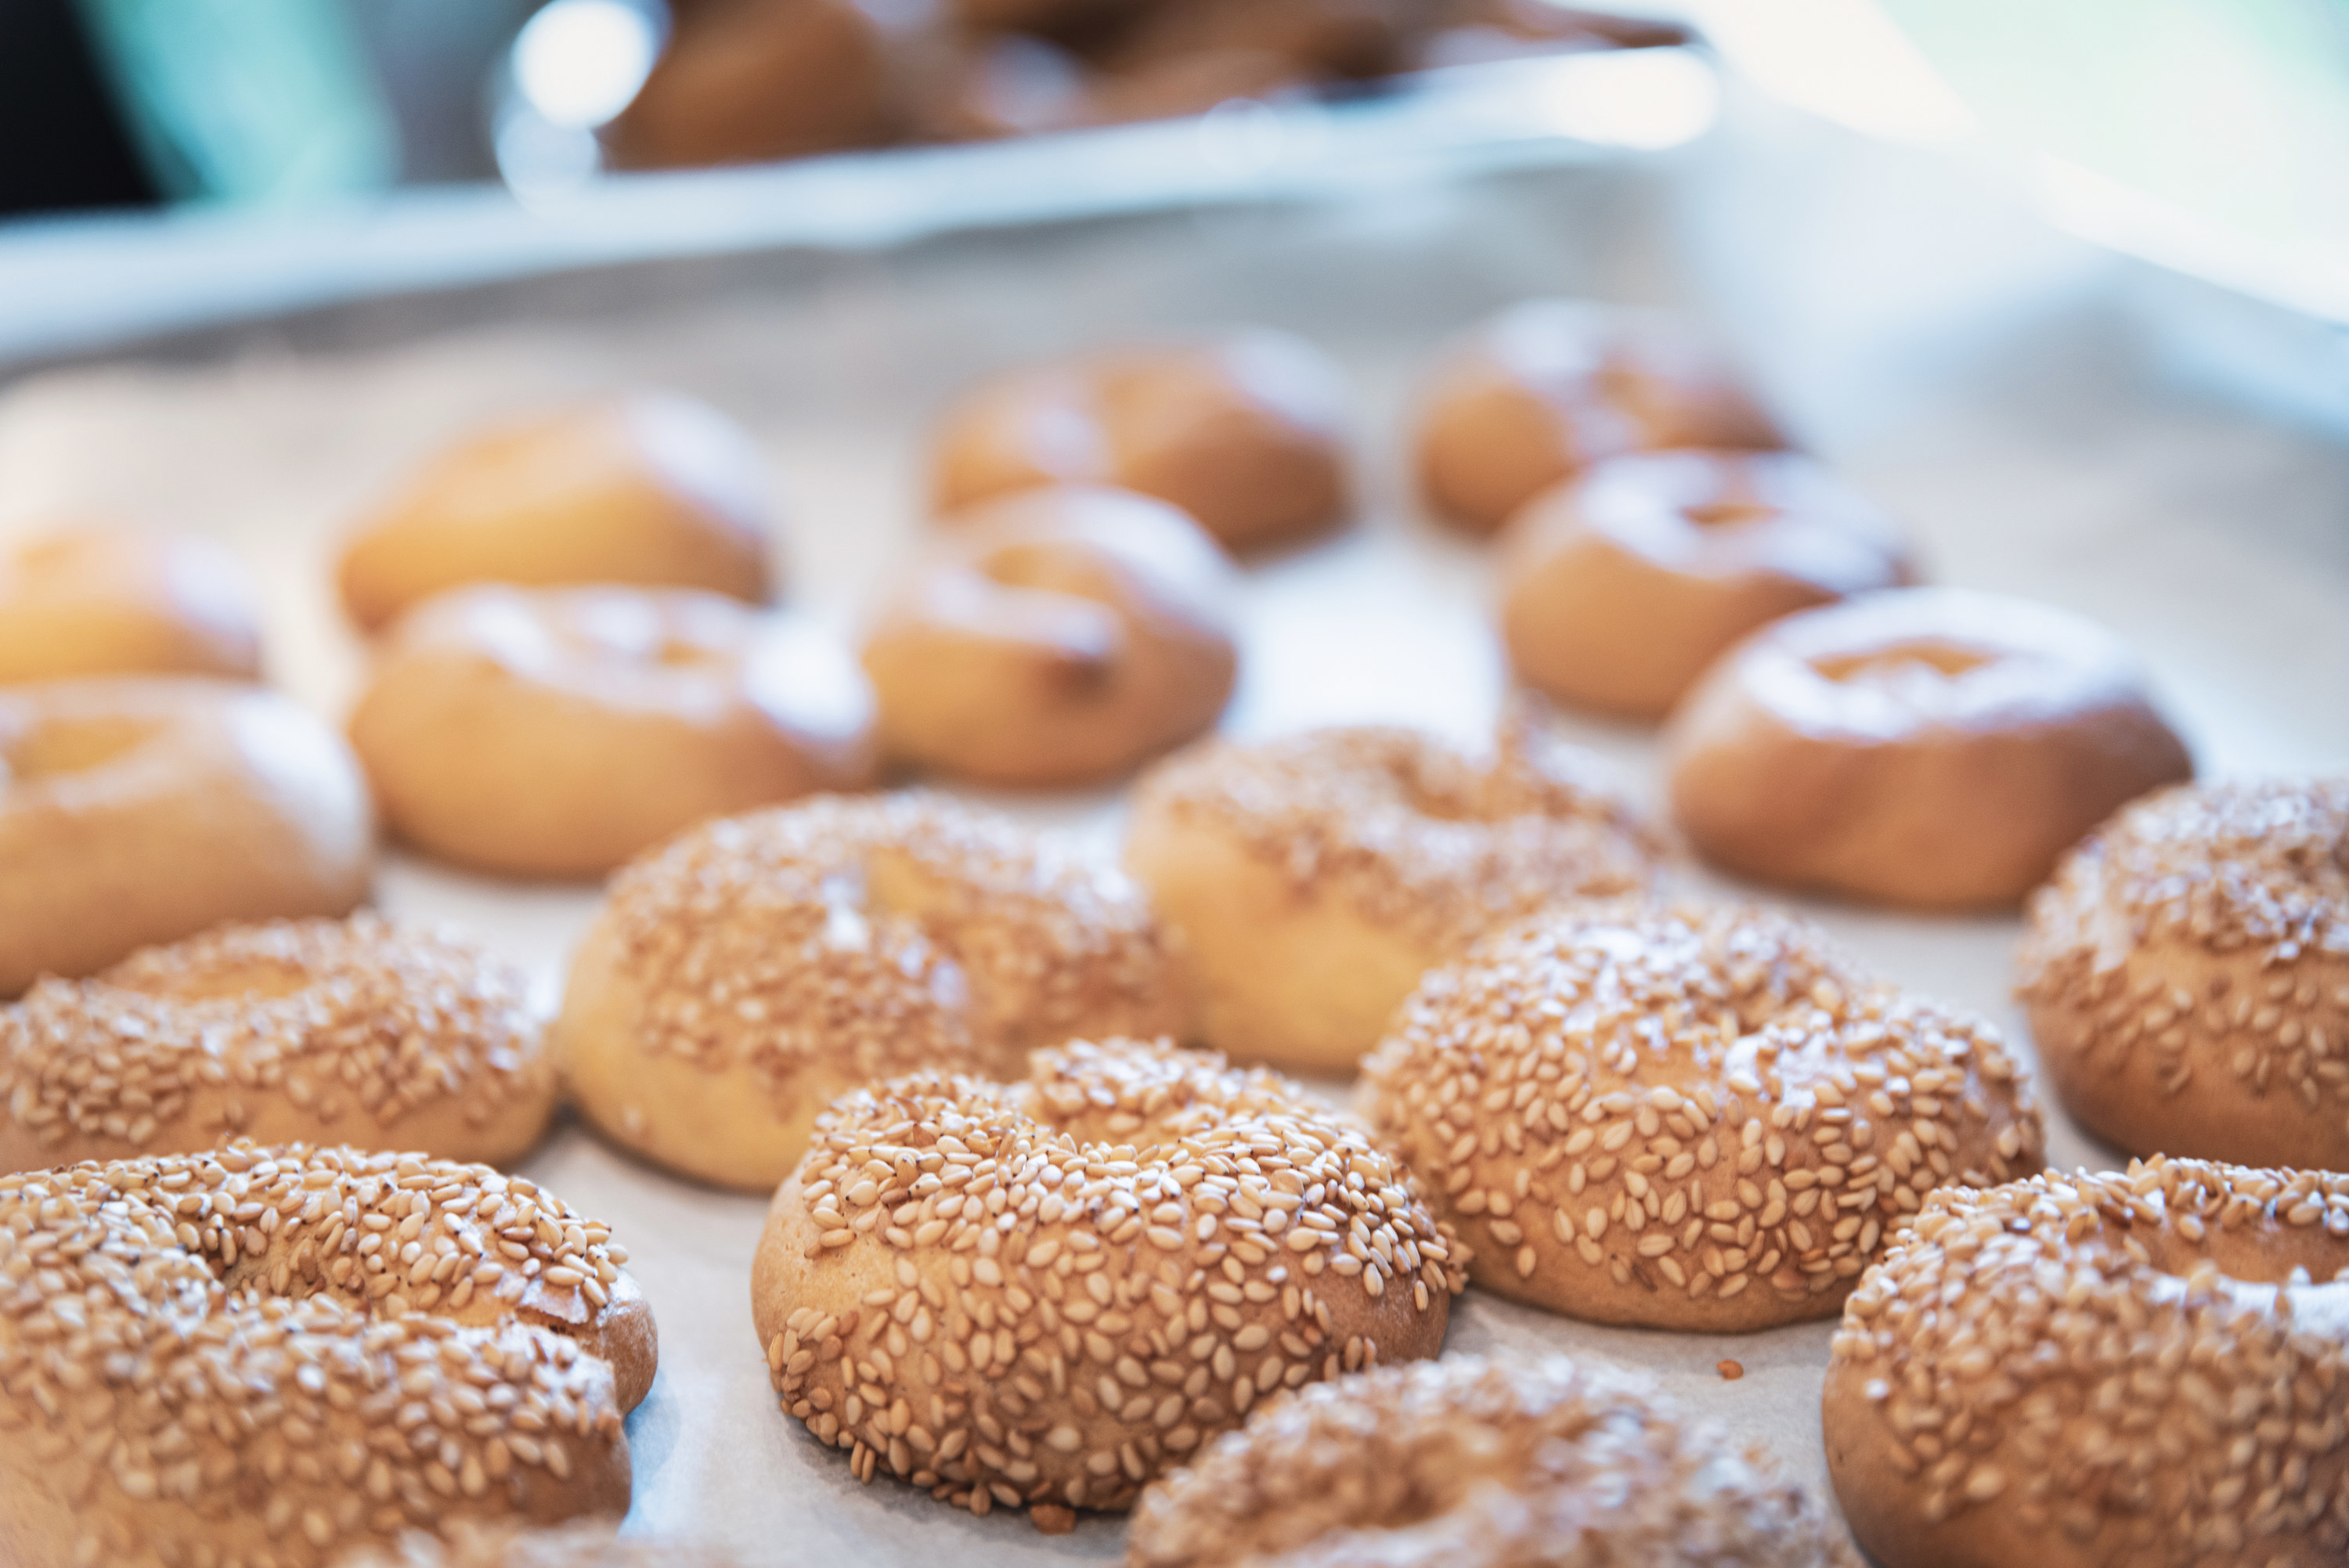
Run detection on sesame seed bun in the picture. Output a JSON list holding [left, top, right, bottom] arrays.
[[1128, 1353, 1858, 1566], [1362, 902, 2045, 1332], [1664, 587, 2195, 910], [863, 486, 1239, 788], [0, 915, 559, 1174], [0, 1143, 655, 1568], [930, 332, 1351, 553], [336, 395, 775, 634], [1824, 1157, 2349, 1567], [348, 584, 877, 879], [0, 676, 374, 997], [1124, 707, 1659, 1073], [557, 794, 1183, 1192], [752, 1037, 1463, 1525], [2019, 777, 2349, 1170]]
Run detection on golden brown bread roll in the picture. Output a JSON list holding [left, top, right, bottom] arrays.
[[0, 522, 262, 683]]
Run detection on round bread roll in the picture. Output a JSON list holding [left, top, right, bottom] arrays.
[[557, 792, 1182, 1191], [341, 1522, 742, 1568], [1363, 903, 2044, 1330], [1415, 298, 1784, 537], [752, 1037, 1464, 1527], [0, 676, 373, 997], [1128, 1354, 1859, 1567], [604, 0, 893, 170], [349, 584, 877, 879], [1665, 588, 2195, 910], [1124, 708, 1659, 1072], [1824, 1156, 2349, 1568], [931, 331, 1350, 552], [0, 915, 557, 1173], [0, 522, 262, 683], [864, 486, 1239, 786], [1499, 449, 1914, 719], [337, 395, 774, 633], [0, 1141, 654, 1568], [2019, 776, 2349, 1170]]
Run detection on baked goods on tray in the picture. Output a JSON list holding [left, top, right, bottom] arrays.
[[350, 585, 875, 878], [1665, 587, 2195, 910], [338, 395, 775, 632], [1362, 902, 2044, 1328], [2019, 776, 2349, 1170], [559, 793, 1181, 1189], [752, 1036, 1463, 1527], [864, 485, 1238, 786], [1499, 449, 1913, 719], [1125, 708, 1658, 1072], [1128, 1353, 1859, 1566], [1824, 1156, 2349, 1567], [0, 676, 373, 995], [0, 1143, 654, 1568], [0, 914, 557, 1172]]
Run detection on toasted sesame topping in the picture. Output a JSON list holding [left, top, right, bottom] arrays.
[[0, 916, 550, 1166], [596, 793, 1178, 1092], [1363, 903, 2044, 1329], [2019, 777, 2349, 1153], [1130, 707, 1658, 947], [1128, 1354, 1856, 1566], [756, 1038, 1463, 1526], [1828, 1155, 2349, 1559], [0, 1141, 642, 1568]]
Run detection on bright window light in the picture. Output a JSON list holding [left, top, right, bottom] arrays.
[[513, 0, 662, 131]]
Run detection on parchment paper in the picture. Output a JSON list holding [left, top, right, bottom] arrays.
[[2, 135, 2345, 1564]]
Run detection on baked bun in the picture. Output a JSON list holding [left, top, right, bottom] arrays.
[[0, 521, 262, 683], [337, 395, 774, 632], [1128, 1354, 1858, 1567], [1499, 449, 1913, 719], [349, 583, 875, 879], [1824, 1157, 2349, 1568], [1124, 708, 1658, 1072], [557, 793, 1181, 1190], [1362, 902, 2044, 1330], [0, 914, 557, 1173], [0, 1142, 654, 1568], [932, 331, 1350, 552], [1415, 299, 1783, 536], [752, 1037, 1463, 1527], [0, 676, 373, 996], [604, 0, 894, 170], [2019, 776, 2349, 1170], [1665, 588, 2195, 910], [864, 485, 1239, 786]]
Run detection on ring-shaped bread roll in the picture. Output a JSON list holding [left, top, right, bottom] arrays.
[[1415, 299, 1783, 536], [2019, 777, 2349, 1170], [0, 522, 262, 683], [1125, 708, 1659, 1072], [349, 584, 877, 879], [0, 1141, 654, 1568], [337, 395, 775, 632], [1128, 1354, 1858, 1567], [557, 793, 1182, 1191], [1362, 902, 2044, 1329], [1665, 587, 2195, 910], [1824, 1156, 2349, 1568], [931, 331, 1350, 552], [1499, 449, 1914, 719], [0, 915, 557, 1173], [0, 677, 373, 996], [751, 1037, 1463, 1527], [863, 485, 1239, 786]]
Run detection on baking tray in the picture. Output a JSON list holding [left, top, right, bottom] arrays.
[[2, 103, 2347, 1566]]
